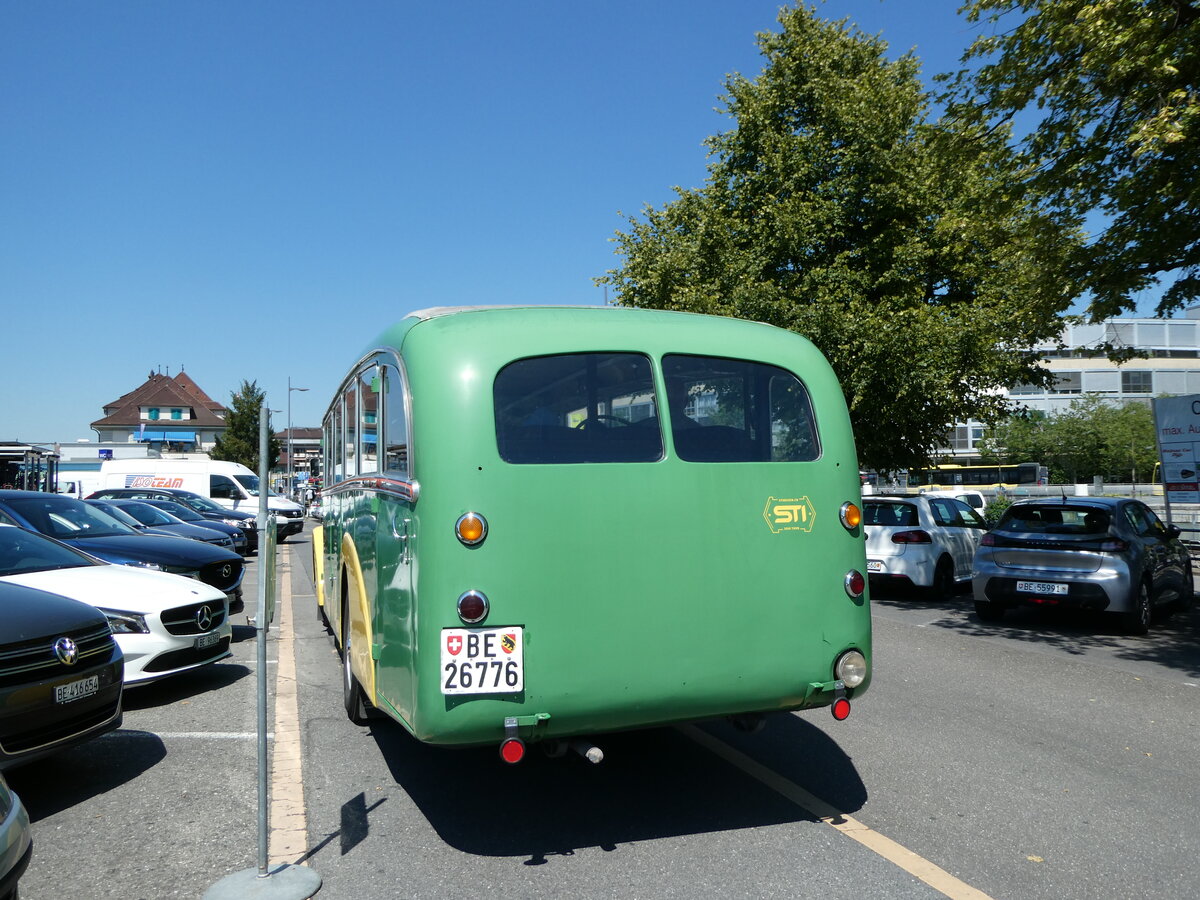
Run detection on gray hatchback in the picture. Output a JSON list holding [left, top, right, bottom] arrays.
[[972, 497, 1194, 634]]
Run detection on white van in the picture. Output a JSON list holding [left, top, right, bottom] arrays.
[[97, 458, 305, 538]]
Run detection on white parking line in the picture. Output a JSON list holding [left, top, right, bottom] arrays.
[[681, 724, 995, 900]]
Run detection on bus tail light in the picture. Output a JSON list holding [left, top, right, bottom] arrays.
[[844, 570, 865, 599], [500, 737, 526, 764], [457, 590, 489, 624], [840, 502, 861, 530], [832, 697, 852, 720], [456, 512, 488, 546]]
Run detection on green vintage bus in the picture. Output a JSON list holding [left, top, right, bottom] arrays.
[[314, 305, 871, 763]]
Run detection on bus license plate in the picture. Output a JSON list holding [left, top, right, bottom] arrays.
[[1016, 580, 1068, 596], [440, 626, 523, 695], [195, 631, 221, 650], [55, 675, 100, 704]]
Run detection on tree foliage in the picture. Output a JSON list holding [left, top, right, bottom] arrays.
[[210, 380, 281, 473], [599, 3, 1080, 471], [945, 0, 1200, 317], [978, 394, 1157, 483]]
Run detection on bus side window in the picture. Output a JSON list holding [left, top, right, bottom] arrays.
[[344, 379, 359, 479], [360, 366, 379, 475], [382, 364, 410, 479], [331, 398, 344, 484]]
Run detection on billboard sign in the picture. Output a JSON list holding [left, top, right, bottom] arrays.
[[1152, 395, 1200, 504]]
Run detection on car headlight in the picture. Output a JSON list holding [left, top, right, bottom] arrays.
[[121, 559, 162, 572], [98, 608, 151, 634], [221, 518, 244, 528], [161, 566, 201, 579]]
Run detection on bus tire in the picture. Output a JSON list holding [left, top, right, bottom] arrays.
[[342, 605, 372, 725]]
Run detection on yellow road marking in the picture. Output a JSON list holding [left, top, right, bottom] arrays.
[[680, 725, 994, 900]]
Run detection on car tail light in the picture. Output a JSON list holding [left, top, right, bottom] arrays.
[[1100, 538, 1129, 552], [840, 502, 862, 530], [892, 530, 932, 544], [980, 533, 996, 546]]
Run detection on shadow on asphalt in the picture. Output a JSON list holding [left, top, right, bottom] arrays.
[[871, 585, 1200, 681], [5, 729, 167, 822], [121, 661, 253, 710], [360, 712, 866, 860]]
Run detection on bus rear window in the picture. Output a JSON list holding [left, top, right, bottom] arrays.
[[494, 353, 664, 464], [662, 355, 820, 462]]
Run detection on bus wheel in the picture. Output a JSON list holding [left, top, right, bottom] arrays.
[[342, 611, 372, 725]]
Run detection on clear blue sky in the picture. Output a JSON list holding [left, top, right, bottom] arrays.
[[2, 1, 984, 442]]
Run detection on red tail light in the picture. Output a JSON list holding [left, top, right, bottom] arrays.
[[980, 533, 996, 546], [892, 530, 932, 544]]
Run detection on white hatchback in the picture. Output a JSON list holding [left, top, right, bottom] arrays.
[[864, 495, 987, 597], [0, 525, 232, 685]]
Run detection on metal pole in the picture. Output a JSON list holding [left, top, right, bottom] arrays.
[[287, 378, 309, 501], [257, 401, 270, 876]]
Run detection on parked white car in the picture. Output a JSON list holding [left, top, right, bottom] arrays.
[[0, 525, 232, 685], [864, 494, 987, 597]]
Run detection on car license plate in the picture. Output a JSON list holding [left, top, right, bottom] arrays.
[[867, 560, 883, 573], [194, 631, 221, 650], [440, 626, 523, 695], [55, 675, 100, 704], [1016, 580, 1068, 596]]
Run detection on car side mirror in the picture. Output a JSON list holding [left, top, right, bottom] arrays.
[[1166, 523, 1182, 539]]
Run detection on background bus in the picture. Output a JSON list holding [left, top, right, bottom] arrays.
[[910, 462, 1047, 491]]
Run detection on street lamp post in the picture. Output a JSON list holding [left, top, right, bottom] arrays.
[[287, 377, 309, 500]]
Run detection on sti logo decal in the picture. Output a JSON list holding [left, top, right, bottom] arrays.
[[763, 496, 816, 534]]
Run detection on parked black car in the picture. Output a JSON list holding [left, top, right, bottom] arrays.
[[87, 498, 245, 553], [0, 580, 124, 771], [86, 487, 258, 553], [0, 492, 245, 612]]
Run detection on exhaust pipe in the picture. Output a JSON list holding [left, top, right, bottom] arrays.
[[570, 738, 604, 764]]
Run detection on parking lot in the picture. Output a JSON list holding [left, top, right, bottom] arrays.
[[8, 523, 1200, 899]]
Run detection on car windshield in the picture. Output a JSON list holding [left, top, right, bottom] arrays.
[[6, 496, 139, 539], [114, 502, 177, 526], [89, 502, 150, 528], [234, 474, 263, 497], [864, 501, 919, 527], [148, 500, 201, 521], [999, 505, 1111, 535], [0, 525, 99, 575], [177, 493, 225, 513]]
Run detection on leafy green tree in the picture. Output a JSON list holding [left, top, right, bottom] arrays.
[[979, 395, 1157, 482], [599, 3, 1080, 472], [210, 380, 281, 474], [945, 0, 1199, 317]]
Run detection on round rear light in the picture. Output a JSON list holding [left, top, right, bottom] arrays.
[[835, 649, 868, 688], [457, 590, 489, 624], [500, 737, 525, 764], [456, 512, 488, 546], [832, 697, 851, 721], [844, 570, 865, 598], [840, 502, 862, 530]]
